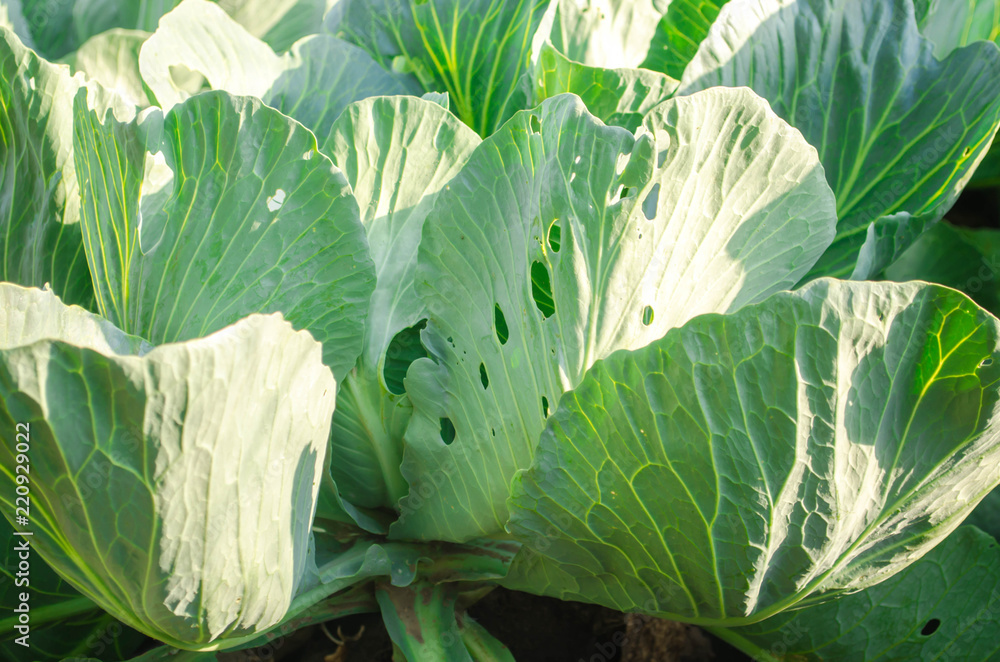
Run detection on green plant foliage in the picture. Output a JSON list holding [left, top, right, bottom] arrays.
[[506, 279, 1000, 622], [679, 0, 1000, 280], [3, 1, 1000, 659], [715, 526, 1000, 661]]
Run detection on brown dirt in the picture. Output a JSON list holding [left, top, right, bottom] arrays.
[[218, 588, 750, 662]]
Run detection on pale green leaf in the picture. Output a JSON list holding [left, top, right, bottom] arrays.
[[715, 526, 1000, 660], [0, 283, 150, 354], [0, 284, 337, 648], [547, 0, 669, 69], [138, 0, 284, 110], [322, 96, 480, 511], [264, 35, 415, 147], [640, 0, 729, 79], [215, 0, 332, 52], [533, 41, 678, 132], [506, 279, 1000, 623], [0, 27, 96, 307], [327, 0, 551, 137], [393, 88, 836, 542], [137, 0, 412, 136], [918, 0, 1000, 58], [67, 29, 151, 108], [73, 88, 375, 381], [680, 0, 1000, 279]]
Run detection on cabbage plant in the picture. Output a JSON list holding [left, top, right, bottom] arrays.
[[2, 0, 1000, 660]]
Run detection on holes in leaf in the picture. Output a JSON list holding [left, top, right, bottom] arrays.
[[981, 357, 995, 368], [440, 417, 456, 445], [548, 219, 561, 253], [266, 188, 286, 212], [494, 304, 509, 345], [480, 363, 489, 389], [383, 319, 428, 395], [641, 306, 654, 326], [541, 396, 550, 418], [612, 186, 631, 203], [643, 183, 660, 220], [531, 261, 555, 318], [529, 114, 542, 134], [739, 125, 760, 150], [921, 619, 941, 636], [963, 146, 973, 158]]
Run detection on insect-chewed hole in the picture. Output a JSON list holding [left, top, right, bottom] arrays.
[[541, 396, 550, 418], [963, 146, 973, 158], [642, 183, 660, 220], [921, 619, 940, 636], [383, 319, 428, 395], [981, 357, 995, 368], [531, 261, 555, 318], [266, 188, 286, 212], [548, 219, 561, 253], [439, 417, 456, 445], [480, 363, 489, 389], [494, 304, 509, 345], [529, 114, 542, 134], [641, 306, 654, 326], [739, 125, 760, 150]]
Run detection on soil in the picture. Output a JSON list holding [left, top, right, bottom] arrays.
[[222, 588, 749, 662]]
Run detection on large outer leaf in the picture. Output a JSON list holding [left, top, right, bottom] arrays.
[[548, 0, 669, 69], [0, 284, 336, 649], [322, 96, 480, 511], [715, 526, 1000, 660], [641, 0, 729, 79], [393, 88, 836, 542], [0, 27, 94, 307], [533, 41, 678, 132], [73, 89, 375, 381], [327, 0, 551, 137], [505, 279, 1000, 624], [680, 0, 1000, 279]]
